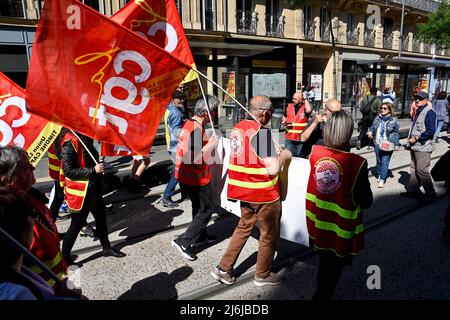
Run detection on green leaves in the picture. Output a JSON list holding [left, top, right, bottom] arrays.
[[417, 2, 450, 50]]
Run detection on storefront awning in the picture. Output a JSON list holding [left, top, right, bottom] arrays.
[[188, 41, 283, 57]]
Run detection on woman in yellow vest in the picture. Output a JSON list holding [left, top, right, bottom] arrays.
[[60, 129, 125, 265], [306, 110, 373, 300]]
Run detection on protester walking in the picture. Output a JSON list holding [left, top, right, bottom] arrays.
[[211, 95, 292, 287], [368, 102, 400, 188], [357, 87, 382, 150], [282, 91, 312, 157], [432, 91, 449, 143], [60, 129, 125, 265], [400, 90, 437, 203], [161, 90, 187, 208], [306, 110, 373, 300], [171, 95, 220, 261]]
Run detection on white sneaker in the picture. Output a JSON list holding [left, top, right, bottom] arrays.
[[378, 181, 385, 188]]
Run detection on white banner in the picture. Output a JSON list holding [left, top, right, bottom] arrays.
[[210, 137, 310, 247]]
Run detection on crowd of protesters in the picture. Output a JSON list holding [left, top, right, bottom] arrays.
[[1, 84, 449, 301]]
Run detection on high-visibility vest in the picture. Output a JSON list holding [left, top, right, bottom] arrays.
[[285, 103, 308, 141], [227, 120, 279, 204], [306, 145, 366, 257], [174, 119, 211, 186], [26, 196, 67, 287], [59, 132, 89, 211], [47, 144, 60, 180]]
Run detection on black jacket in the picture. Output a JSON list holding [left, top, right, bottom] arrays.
[[61, 134, 102, 193]]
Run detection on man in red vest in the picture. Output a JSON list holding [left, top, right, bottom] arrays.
[[171, 95, 220, 261], [282, 91, 312, 158], [210, 95, 292, 286]]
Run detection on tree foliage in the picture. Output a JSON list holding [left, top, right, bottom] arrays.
[[417, 2, 450, 50]]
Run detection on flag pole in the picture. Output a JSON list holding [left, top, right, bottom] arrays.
[[192, 67, 282, 152], [69, 129, 99, 166], [0, 226, 61, 284], [197, 77, 216, 137]]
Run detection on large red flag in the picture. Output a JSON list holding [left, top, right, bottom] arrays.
[[26, 0, 190, 155], [112, 0, 198, 83], [0, 72, 61, 166]]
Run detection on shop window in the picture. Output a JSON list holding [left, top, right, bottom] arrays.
[[0, 0, 25, 18]]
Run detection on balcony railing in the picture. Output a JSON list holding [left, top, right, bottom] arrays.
[[266, 14, 285, 38], [364, 29, 375, 47], [423, 42, 432, 54], [401, 35, 409, 51], [304, 22, 315, 40], [320, 24, 330, 42], [412, 38, 421, 52], [236, 10, 258, 35], [347, 28, 359, 46], [383, 33, 393, 50], [390, 0, 440, 13]]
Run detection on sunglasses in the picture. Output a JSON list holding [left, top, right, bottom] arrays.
[[381, 107, 389, 110], [415, 97, 425, 101]]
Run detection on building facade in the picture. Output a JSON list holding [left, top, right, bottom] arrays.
[[1, 0, 449, 126]]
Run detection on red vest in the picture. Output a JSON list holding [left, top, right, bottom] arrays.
[[306, 145, 366, 257], [59, 132, 89, 211], [47, 144, 60, 180], [285, 103, 308, 141], [227, 120, 279, 203], [174, 119, 211, 186], [26, 196, 67, 287]]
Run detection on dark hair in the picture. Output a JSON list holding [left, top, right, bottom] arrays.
[[0, 187, 33, 267], [437, 91, 447, 100], [0, 146, 29, 182]]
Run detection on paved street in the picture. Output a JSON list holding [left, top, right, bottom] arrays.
[[31, 126, 450, 303]]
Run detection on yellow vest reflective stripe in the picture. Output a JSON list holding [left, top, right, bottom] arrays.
[[48, 152, 58, 160], [64, 177, 89, 211], [306, 193, 361, 220], [228, 175, 278, 189], [48, 163, 59, 172], [164, 109, 170, 148], [306, 210, 364, 239], [30, 252, 63, 274], [228, 163, 269, 175]]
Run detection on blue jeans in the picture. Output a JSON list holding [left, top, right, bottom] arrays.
[[434, 119, 444, 141], [374, 144, 393, 182], [163, 152, 178, 200], [284, 139, 304, 158]]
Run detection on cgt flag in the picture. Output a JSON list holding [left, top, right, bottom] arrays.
[[112, 0, 198, 84], [0, 72, 61, 166], [26, 0, 190, 155]]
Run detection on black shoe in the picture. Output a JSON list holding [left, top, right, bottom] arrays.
[[105, 203, 114, 215], [419, 193, 437, 203], [400, 191, 423, 198], [63, 255, 82, 267], [171, 239, 197, 261], [161, 197, 179, 208], [80, 225, 96, 238], [102, 247, 126, 258]]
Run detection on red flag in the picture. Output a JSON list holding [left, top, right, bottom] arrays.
[[100, 143, 132, 157], [0, 72, 61, 166], [112, 0, 198, 83], [26, 0, 190, 155]]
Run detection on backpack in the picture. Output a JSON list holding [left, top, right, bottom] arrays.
[[360, 96, 376, 116]]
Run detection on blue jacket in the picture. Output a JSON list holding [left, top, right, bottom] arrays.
[[164, 103, 184, 153], [433, 99, 449, 121], [370, 115, 400, 146]]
